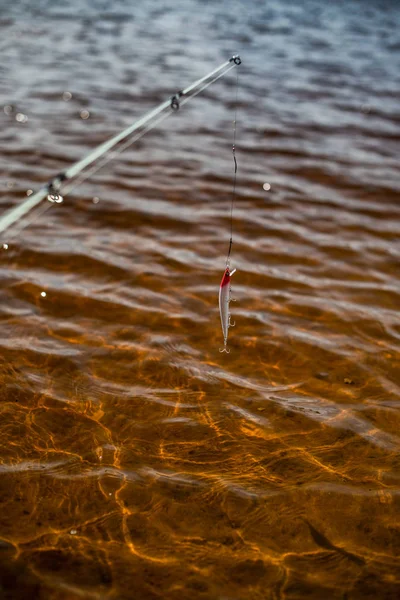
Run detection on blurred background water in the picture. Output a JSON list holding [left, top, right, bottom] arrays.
[[1, 0, 400, 598]]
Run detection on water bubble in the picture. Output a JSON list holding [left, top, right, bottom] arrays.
[[3, 105, 13, 115], [47, 193, 63, 204], [361, 104, 371, 114], [263, 182, 271, 191], [26, 189, 33, 196], [40, 291, 47, 297], [69, 529, 77, 535], [80, 110, 90, 120], [15, 113, 28, 123], [62, 91, 72, 101], [7, 181, 14, 189], [92, 196, 99, 204], [2, 244, 8, 250]]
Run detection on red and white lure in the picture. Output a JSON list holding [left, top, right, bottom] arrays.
[[219, 266, 237, 353], [219, 58, 240, 353]]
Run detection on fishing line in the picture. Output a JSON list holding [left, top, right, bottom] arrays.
[[0, 56, 240, 240], [226, 62, 240, 267], [219, 55, 241, 354]]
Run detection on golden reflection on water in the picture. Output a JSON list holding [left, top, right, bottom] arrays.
[[1, 0, 400, 599]]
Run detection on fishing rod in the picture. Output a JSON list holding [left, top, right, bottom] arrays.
[[0, 54, 242, 238]]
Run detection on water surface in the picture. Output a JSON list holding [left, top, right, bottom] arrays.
[[1, 0, 400, 598]]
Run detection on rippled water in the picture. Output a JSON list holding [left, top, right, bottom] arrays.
[[1, 0, 400, 598]]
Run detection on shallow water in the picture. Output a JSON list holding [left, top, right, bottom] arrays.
[[1, 0, 400, 598]]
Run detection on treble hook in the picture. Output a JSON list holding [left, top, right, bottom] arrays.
[[219, 340, 230, 353]]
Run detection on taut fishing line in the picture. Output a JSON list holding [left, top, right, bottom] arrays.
[[226, 66, 239, 268]]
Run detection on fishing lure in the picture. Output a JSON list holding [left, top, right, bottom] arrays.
[[219, 266, 236, 353], [219, 56, 240, 353]]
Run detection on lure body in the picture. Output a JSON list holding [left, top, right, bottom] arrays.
[[219, 267, 236, 352]]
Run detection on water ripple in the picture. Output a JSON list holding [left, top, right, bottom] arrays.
[[0, 0, 399, 598]]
